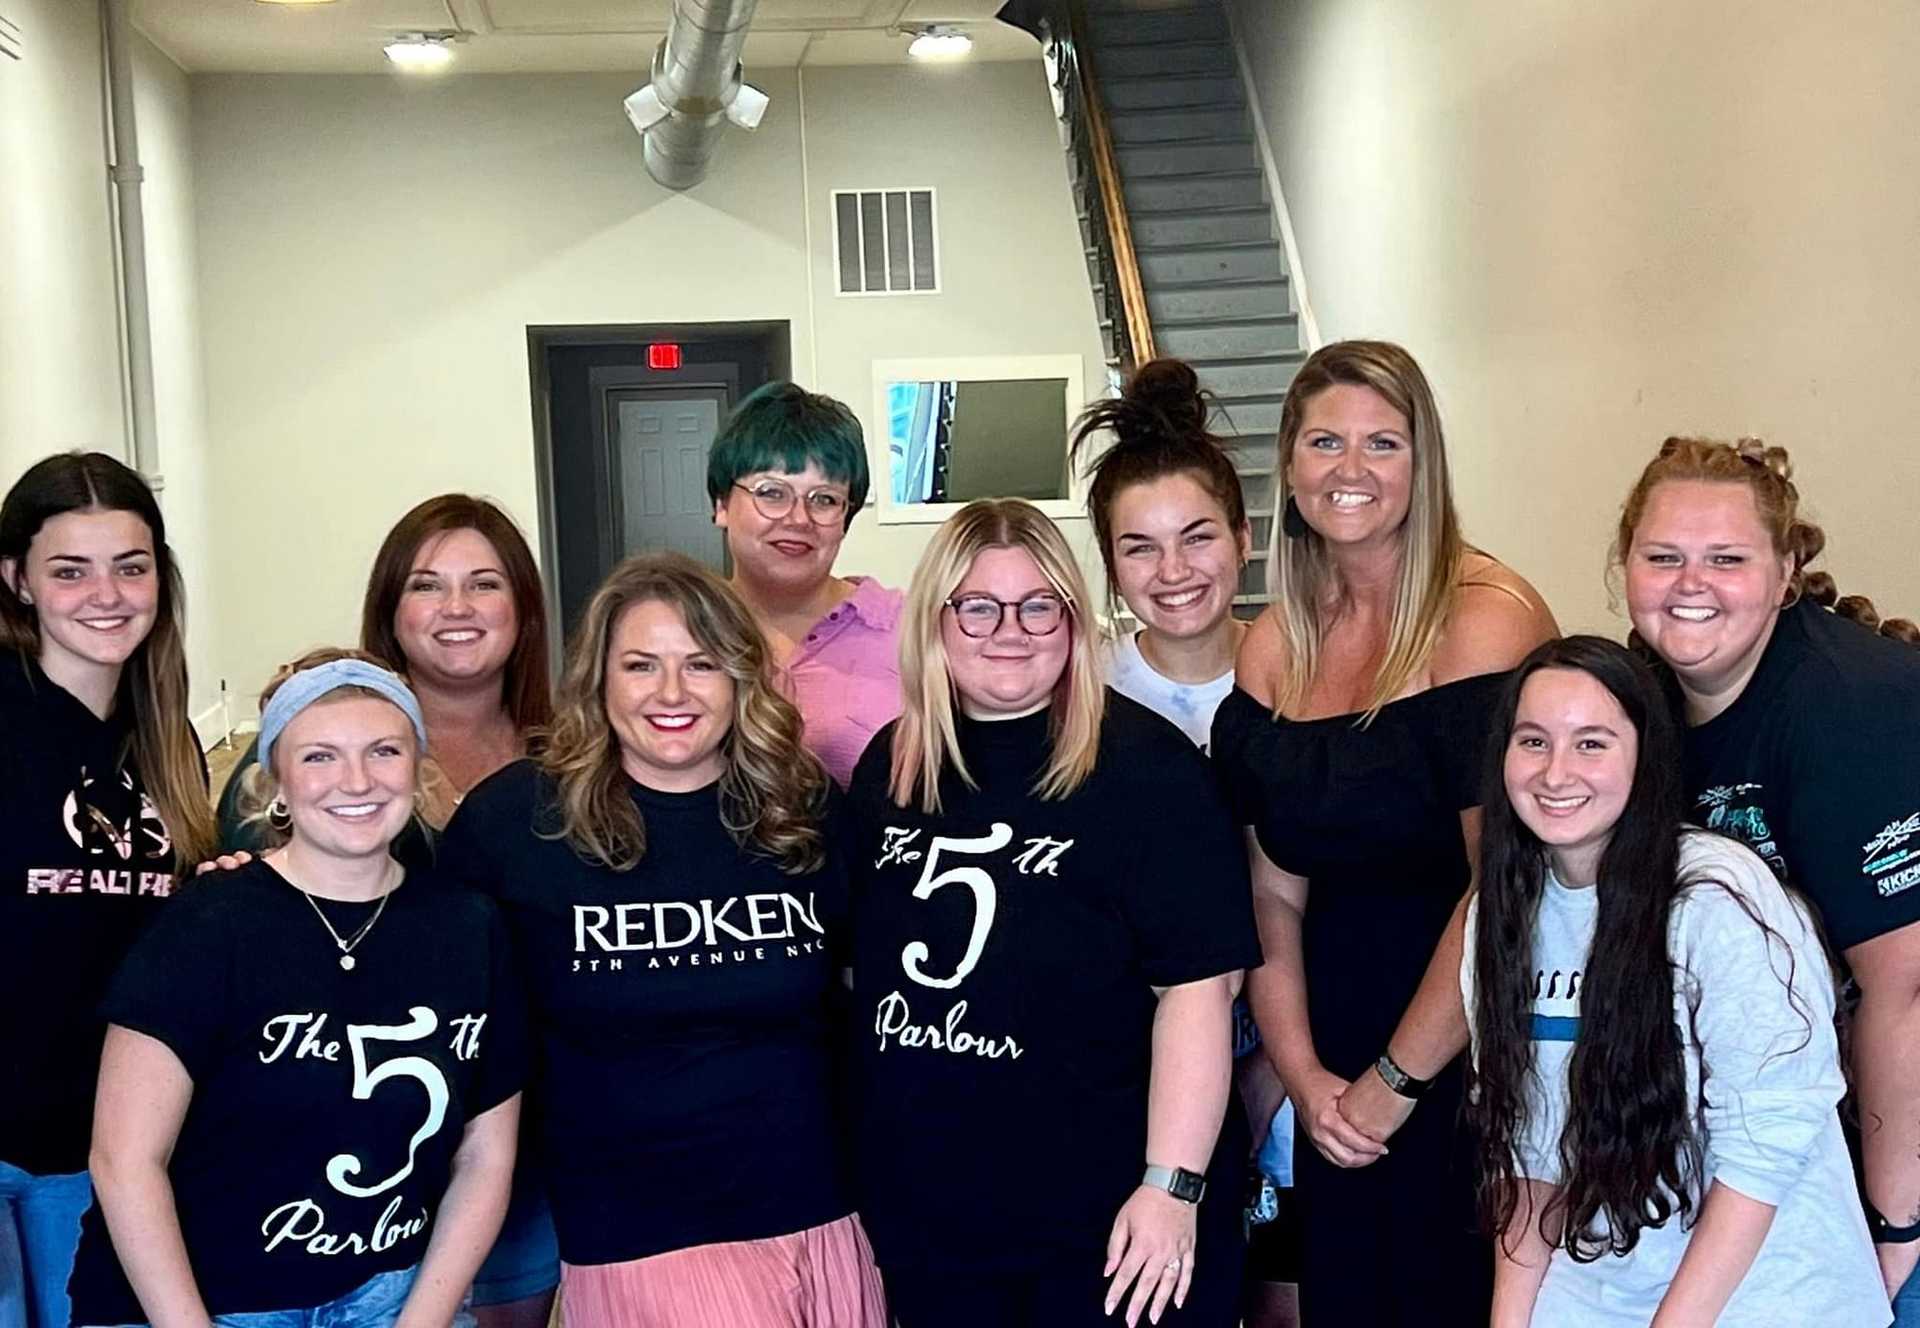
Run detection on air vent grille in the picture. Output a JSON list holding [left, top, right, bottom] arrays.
[[833, 188, 938, 296]]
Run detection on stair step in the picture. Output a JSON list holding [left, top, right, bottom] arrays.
[[1087, 7, 1229, 45], [1103, 73, 1244, 112], [1155, 314, 1301, 359], [1137, 239, 1283, 286], [1125, 169, 1265, 212], [1117, 138, 1257, 178], [1208, 392, 1287, 436], [1146, 275, 1289, 322], [1092, 39, 1235, 78], [1190, 352, 1309, 399], [1107, 105, 1247, 145], [1125, 204, 1273, 248]]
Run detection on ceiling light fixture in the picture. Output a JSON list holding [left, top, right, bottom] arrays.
[[254, 0, 340, 7], [383, 32, 457, 71], [907, 26, 972, 60]]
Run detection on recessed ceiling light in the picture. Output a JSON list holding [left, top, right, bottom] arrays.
[[384, 33, 456, 71], [908, 27, 972, 60]]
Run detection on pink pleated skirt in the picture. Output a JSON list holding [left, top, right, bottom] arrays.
[[559, 1213, 888, 1328]]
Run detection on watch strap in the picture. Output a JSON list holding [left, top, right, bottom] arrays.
[[1870, 1202, 1920, 1245], [1375, 1050, 1433, 1100], [1141, 1164, 1206, 1205]]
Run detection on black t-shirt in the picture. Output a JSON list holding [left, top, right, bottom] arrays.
[[436, 758, 852, 1266], [1685, 600, 1920, 952], [841, 693, 1261, 1273], [67, 859, 524, 1322], [0, 654, 182, 1176]]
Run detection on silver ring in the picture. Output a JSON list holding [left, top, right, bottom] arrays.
[[1165, 1257, 1182, 1272]]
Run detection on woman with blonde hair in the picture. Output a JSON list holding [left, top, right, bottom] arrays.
[[0, 452, 217, 1328], [1210, 340, 1557, 1323], [436, 553, 886, 1327], [843, 499, 1259, 1327], [70, 648, 523, 1327]]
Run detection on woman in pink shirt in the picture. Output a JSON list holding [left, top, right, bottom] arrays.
[[708, 382, 904, 785]]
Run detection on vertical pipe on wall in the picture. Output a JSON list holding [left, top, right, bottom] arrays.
[[102, 0, 161, 488]]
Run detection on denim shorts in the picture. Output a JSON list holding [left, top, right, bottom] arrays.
[[470, 1184, 559, 1307], [90, 1264, 469, 1328], [0, 1162, 93, 1328]]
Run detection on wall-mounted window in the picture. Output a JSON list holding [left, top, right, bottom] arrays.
[[834, 188, 939, 296]]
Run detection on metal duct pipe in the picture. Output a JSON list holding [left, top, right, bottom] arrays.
[[102, 0, 161, 487], [623, 0, 769, 191]]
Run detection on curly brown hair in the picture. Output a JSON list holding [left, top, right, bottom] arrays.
[[540, 552, 829, 872]]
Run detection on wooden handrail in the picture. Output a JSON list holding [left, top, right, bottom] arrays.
[[1067, 1, 1156, 367]]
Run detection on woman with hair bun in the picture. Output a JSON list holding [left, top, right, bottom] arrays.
[[1613, 437, 1920, 1320], [435, 553, 886, 1326], [1072, 359, 1299, 1325]]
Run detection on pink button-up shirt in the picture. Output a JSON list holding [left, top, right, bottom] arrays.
[[779, 576, 905, 787]]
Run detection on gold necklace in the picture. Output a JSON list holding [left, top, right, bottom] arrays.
[[291, 864, 400, 971]]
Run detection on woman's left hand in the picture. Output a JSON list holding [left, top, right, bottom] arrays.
[[1103, 1185, 1197, 1326]]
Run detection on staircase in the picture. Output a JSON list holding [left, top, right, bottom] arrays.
[[1066, 0, 1306, 611]]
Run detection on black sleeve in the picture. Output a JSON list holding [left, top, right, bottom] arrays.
[[214, 736, 271, 855], [1115, 740, 1263, 988], [436, 783, 506, 899], [812, 784, 854, 958], [469, 902, 527, 1115], [1207, 691, 1261, 828], [1779, 681, 1920, 952], [99, 887, 234, 1080]]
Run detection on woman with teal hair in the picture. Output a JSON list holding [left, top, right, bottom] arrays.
[[707, 381, 904, 786]]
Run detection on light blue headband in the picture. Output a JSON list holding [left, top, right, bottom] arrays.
[[257, 659, 428, 769]]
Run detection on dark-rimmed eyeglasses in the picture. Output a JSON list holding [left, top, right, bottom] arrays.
[[732, 480, 849, 527], [943, 593, 1069, 638]]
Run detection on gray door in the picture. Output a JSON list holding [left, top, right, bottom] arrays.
[[610, 388, 729, 572]]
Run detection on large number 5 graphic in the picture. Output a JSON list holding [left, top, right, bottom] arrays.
[[901, 823, 1012, 989], [325, 1006, 450, 1198]]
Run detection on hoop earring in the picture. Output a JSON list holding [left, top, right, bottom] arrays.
[[1282, 496, 1310, 540], [267, 795, 292, 832]]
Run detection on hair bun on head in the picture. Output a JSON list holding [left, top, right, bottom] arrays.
[[1122, 358, 1209, 438]]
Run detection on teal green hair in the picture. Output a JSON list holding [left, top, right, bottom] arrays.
[[707, 381, 871, 528]]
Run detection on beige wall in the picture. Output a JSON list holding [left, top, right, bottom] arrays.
[[190, 60, 1105, 707], [1231, 0, 1920, 635], [0, 0, 222, 729]]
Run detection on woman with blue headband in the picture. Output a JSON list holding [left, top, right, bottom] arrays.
[[68, 649, 525, 1328]]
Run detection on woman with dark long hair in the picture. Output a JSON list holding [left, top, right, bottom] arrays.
[[1463, 635, 1883, 1325], [0, 452, 216, 1328]]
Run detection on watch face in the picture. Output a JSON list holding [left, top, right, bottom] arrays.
[[1170, 1169, 1206, 1202]]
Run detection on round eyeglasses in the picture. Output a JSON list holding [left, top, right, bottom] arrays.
[[732, 480, 849, 527], [943, 593, 1069, 638]]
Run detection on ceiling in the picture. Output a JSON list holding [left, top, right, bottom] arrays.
[[131, 0, 1040, 73]]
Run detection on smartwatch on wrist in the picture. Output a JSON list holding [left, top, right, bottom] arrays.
[[1141, 1164, 1206, 1205], [1869, 1202, 1920, 1245], [1374, 1050, 1432, 1101]]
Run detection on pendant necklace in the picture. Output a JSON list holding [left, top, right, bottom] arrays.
[[295, 865, 399, 971]]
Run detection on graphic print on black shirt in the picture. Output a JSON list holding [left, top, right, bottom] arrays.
[[1684, 600, 1920, 951], [67, 860, 523, 1322], [0, 654, 180, 1175], [436, 759, 852, 1266], [843, 694, 1260, 1275]]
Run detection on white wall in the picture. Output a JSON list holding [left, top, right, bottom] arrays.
[[0, 1, 222, 730], [189, 59, 1106, 706], [1231, 0, 1920, 635]]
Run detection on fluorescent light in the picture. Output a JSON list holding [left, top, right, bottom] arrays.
[[908, 27, 972, 60], [383, 34, 455, 71]]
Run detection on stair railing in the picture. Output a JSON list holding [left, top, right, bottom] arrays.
[[1018, 0, 1157, 375]]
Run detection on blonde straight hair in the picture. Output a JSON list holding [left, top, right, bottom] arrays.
[[1265, 340, 1465, 721], [541, 552, 828, 873], [889, 499, 1105, 813]]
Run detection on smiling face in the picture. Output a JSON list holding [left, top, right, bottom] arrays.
[[273, 695, 419, 861], [1286, 383, 1415, 550], [1108, 472, 1250, 644], [392, 527, 519, 693], [714, 462, 851, 597], [4, 508, 160, 687], [1625, 480, 1793, 715], [604, 598, 736, 792], [941, 545, 1073, 719], [1503, 667, 1639, 886]]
